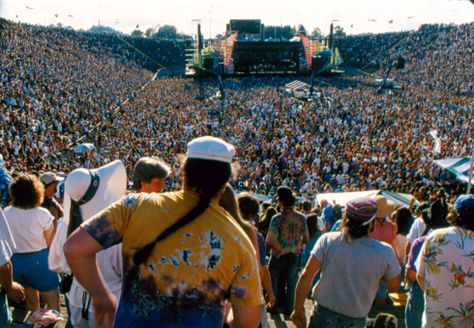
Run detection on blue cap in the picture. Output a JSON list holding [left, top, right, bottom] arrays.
[[454, 194, 474, 219]]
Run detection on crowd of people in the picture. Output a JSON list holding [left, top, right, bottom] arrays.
[[0, 146, 472, 328], [2, 20, 472, 206], [0, 17, 472, 327], [335, 30, 410, 69]]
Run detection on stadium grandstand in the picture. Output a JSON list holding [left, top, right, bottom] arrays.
[[0, 13, 472, 327]]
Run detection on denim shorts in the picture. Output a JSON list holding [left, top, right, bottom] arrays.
[[11, 248, 60, 292], [309, 304, 366, 328]]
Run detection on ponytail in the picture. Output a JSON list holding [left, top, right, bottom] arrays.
[[126, 158, 231, 291]]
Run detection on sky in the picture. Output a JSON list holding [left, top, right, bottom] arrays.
[[1, 0, 473, 37]]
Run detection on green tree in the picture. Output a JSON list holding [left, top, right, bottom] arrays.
[[297, 24, 307, 35], [333, 25, 346, 39], [144, 28, 154, 38], [154, 25, 178, 39], [263, 25, 296, 40], [311, 27, 322, 39], [131, 29, 143, 37], [88, 25, 118, 35]]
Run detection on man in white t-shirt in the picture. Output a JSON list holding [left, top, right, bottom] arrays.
[[404, 203, 429, 264]]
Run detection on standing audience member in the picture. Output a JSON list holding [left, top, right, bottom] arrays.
[[318, 200, 334, 232], [64, 136, 264, 328], [4, 174, 60, 311], [370, 196, 397, 248], [238, 193, 276, 315], [39, 172, 64, 225], [416, 194, 474, 328], [404, 203, 431, 264], [59, 160, 127, 328], [0, 207, 25, 325], [132, 157, 171, 193], [266, 186, 308, 315], [299, 213, 322, 292], [291, 198, 400, 328], [392, 207, 414, 266], [0, 157, 12, 208], [257, 206, 277, 239], [300, 214, 322, 269], [405, 198, 449, 328], [370, 196, 398, 305], [218, 185, 264, 327]]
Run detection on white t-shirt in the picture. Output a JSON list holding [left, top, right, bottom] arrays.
[[4, 206, 53, 253], [407, 217, 426, 244], [0, 208, 15, 266]]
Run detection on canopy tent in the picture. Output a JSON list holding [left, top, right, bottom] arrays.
[[316, 190, 418, 208], [248, 192, 272, 203], [316, 190, 379, 207], [382, 191, 418, 207], [285, 80, 310, 91], [73, 143, 95, 154], [284, 80, 310, 98], [434, 157, 473, 185]]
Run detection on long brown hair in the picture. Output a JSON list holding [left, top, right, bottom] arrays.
[[219, 184, 256, 239]]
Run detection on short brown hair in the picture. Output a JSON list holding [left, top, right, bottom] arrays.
[[9, 174, 44, 209], [132, 157, 171, 190], [238, 193, 260, 220]]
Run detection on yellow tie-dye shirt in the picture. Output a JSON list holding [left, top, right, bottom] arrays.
[[81, 190, 263, 321]]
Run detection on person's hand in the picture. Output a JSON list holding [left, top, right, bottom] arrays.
[[290, 307, 306, 328], [265, 291, 276, 309], [92, 292, 117, 328], [6, 282, 25, 303]]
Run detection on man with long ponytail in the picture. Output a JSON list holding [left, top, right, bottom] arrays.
[[64, 136, 264, 328]]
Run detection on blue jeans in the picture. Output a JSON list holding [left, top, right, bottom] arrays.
[[269, 252, 298, 313], [309, 304, 366, 328], [114, 298, 224, 328], [0, 290, 11, 326], [405, 283, 424, 328]]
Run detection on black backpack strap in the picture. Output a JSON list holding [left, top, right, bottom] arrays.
[[67, 170, 100, 237]]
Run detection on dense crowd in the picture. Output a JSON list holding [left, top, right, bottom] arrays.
[[335, 30, 410, 68], [1, 20, 472, 204], [0, 18, 472, 328]]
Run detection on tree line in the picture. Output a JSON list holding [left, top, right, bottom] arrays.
[[128, 24, 346, 41]]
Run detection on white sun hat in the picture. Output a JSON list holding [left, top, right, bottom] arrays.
[[63, 159, 127, 224]]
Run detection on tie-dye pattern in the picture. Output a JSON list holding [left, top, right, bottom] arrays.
[[81, 191, 263, 325]]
